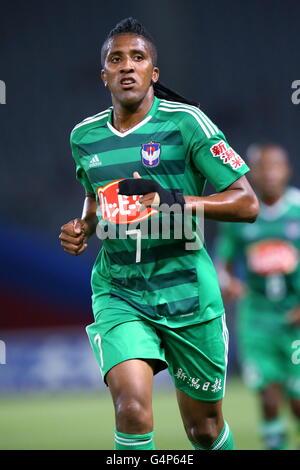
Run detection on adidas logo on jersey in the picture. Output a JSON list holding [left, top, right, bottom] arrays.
[[89, 155, 102, 168]]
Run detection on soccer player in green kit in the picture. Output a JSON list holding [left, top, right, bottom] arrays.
[[216, 144, 300, 450], [59, 18, 259, 450]]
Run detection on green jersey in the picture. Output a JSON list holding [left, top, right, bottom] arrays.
[[71, 97, 249, 327], [216, 187, 300, 322]]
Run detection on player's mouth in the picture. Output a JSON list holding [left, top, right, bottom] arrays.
[[120, 77, 136, 89]]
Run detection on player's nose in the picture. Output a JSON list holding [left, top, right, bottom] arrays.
[[120, 56, 135, 73]]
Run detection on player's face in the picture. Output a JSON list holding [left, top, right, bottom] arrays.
[[251, 147, 290, 199], [101, 34, 159, 107]]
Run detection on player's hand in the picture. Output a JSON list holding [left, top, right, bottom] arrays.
[[118, 171, 185, 211], [59, 218, 89, 256], [221, 275, 245, 303], [286, 306, 300, 326], [133, 171, 160, 208]]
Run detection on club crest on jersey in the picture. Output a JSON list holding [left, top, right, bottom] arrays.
[[141, 141, 160, 167]]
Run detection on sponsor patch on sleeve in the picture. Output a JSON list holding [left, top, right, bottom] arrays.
[[210, 140, 245, 169]]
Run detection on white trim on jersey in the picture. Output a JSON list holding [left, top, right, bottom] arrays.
[[158, 103, 217, 139], [81, 107, 112, 123], [72, 109, 110, 131], [221, 313, 229, 398], [114, 433, 153, 446], [107, 115, 152, 138], [160, 99, 219, 135]]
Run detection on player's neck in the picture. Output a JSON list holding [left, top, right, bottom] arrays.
[[111, 92, 154, 133]]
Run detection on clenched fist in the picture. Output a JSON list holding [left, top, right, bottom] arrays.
[[59, 218, 89, 256]]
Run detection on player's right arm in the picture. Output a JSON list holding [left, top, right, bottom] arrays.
[[59, 192, 98, 256], [59, 128, 98, 255]]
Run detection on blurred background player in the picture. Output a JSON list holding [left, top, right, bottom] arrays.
[[215, 144, 300, 450]]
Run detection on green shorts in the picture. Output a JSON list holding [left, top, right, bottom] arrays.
[[86, 296, 228, 401], [237, 300, 300, 398]]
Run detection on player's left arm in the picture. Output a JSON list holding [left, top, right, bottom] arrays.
[[184, 175, 259, 222], [119, 172, 258, 223], [181, 122, 259, 222]]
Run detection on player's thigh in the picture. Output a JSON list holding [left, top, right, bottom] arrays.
[[87, 314, 167, 431], [106, 358, 156, 408], [106, 358, 158, 433], [161, 314, 228, 402], [86, 316, 167, 385]]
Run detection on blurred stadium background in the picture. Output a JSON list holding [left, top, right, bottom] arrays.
[[1, 0, 299, 450]]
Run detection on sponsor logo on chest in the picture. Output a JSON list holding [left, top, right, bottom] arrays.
[[97, 179, 157, 224]]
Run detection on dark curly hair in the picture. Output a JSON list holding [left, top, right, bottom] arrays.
[[101, 17, 200, 107]]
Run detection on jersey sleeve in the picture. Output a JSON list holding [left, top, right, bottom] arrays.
[[70, 132, 94, 194], [189, 114, 249, 192]]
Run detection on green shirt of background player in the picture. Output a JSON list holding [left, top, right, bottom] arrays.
[[59, 18, 258, 451], [216, 144, 300, 450]]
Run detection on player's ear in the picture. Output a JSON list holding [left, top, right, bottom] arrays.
[[101, 69, 108, 88], [151, 67, 159, 84]]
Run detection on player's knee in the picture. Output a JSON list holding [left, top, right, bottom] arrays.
[[262, 401, 279, 419], [187, 420, 220, 448], [261, 388, 280, 419], [115, 398, 152, 433]]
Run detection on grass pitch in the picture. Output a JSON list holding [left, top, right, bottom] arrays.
[[0, 378, 297, 449]]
